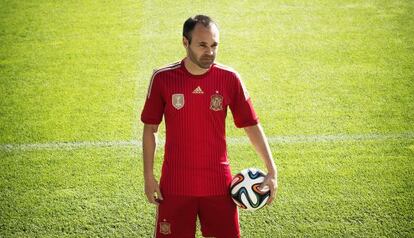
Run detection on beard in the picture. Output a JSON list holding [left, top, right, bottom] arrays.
[[188, 47, 215, 69]]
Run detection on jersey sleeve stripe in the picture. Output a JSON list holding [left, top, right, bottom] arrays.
[[146, 62, 181, 99], [215, 63, 250, 100]]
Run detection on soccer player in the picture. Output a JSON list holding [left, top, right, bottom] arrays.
[[141, 15, 278, 238]]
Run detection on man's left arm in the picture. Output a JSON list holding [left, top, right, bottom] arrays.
[[244, 123, 278, 204]]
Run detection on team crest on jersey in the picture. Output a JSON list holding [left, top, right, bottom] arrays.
[[159, 219, 171, 235], [172, 94, 184, 110], [210, 92, 223, 111]]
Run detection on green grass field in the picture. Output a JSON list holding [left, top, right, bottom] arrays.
[[1, 0, 413, 237]]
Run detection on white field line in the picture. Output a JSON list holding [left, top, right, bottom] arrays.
[[1, 132, 413, 152]]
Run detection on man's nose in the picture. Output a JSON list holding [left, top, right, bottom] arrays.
[[205, 47, 214, 55]]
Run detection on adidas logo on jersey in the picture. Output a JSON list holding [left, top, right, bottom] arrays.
[[192, 86, 204, 94]]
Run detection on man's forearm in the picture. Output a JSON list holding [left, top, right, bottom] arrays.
[[142, 124, 163, 204], [243, 124, 277, 175]]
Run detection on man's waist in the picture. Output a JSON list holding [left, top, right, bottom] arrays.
[[160, 167, 233, 196], [162, 156, 230, 169]]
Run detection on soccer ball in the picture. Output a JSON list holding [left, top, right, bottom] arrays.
[[230, 168, 270, 211]]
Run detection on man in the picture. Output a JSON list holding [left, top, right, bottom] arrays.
[[141, 15, 277, 238]]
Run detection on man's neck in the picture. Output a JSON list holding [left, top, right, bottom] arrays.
[[184, 57, 210, 75]]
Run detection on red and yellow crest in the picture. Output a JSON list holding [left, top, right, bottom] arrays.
[[159, 219, 171, 235], [210, 93, 223, 111]]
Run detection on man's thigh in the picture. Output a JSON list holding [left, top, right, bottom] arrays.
[[155, 195, 198, 238], [198, 195, 240, 238]]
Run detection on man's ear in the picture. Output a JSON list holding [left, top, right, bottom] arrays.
[[182, 37, 189, 48]]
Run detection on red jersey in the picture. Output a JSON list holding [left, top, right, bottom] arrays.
[[141, 60, 258, 196]]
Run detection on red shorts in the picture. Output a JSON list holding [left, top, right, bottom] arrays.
[[154, 195, 240, 238]]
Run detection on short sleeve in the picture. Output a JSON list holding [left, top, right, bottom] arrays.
[[229, 73, 259, 128], [141, 72, 165, 125]]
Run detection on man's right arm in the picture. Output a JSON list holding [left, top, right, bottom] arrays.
[[143, 123, 163, 205]]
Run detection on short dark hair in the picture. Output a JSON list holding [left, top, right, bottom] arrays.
[[183, 15, 217, 44]]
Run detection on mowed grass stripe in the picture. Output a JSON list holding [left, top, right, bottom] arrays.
[[1, 132, 413, 151], [0, 140, 412, 237]]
